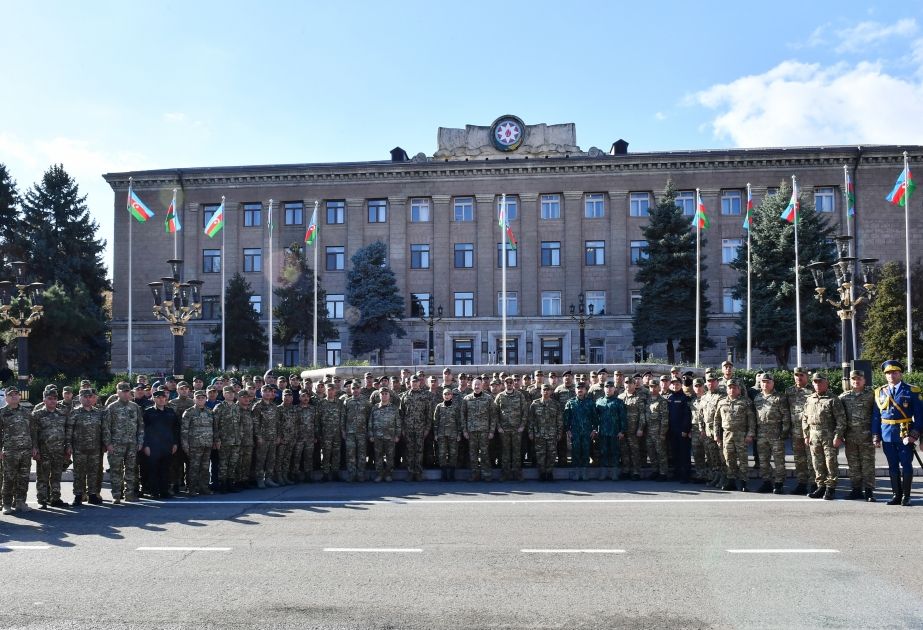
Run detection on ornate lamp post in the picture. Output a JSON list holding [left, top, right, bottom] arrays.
[[808, 235, 877, 387], [148, 259, 202, 378], [569, 293, 596, 364], [420, 304, 443, 365], [0, 262, 45, 399]]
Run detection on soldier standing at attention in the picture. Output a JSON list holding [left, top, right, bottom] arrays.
[[554, 370, 576, 468], [236, 391, 257, 488], [181, 391, 216, 495], [564, 382, 597, 481], [871, 360, 923, 506], [618, 376, 647, 480], [433, 388, 462, 481], [370, 388, 400, 482], [213, 386, 241, 493], [752, 373, 789, 494], [292, 390, 316, 483], [785, 367, 816, 495], [275, 389, 299, 485], [104, 382, 144, 504], [666, 377, 693, 483], [594, 380, 625, 480], [1, 387, 33, 514], [168, 381, 194, 494], [495, 376, 527, 481], [252, 384, 281, 488], [528, 384, 562, 482], [317, 383, 345, 482], [343, 382, 371, 482], [400, 376, 432, 482], [646, 380, 669, 481], [715, 378, 755, 492], [462, 378, 496, 482], [801, 373, 848, 500], [839, 370, 877, 501], [32, 389, 72, 509], [69, 388, 106, 506], [142, 390, 180, 499]]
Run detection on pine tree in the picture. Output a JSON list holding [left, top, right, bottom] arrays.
[[345, 241, 406, 358], [730, 181, 839, 368], [0, 163, 22, 265], [204, 272, 268, 368], [273, 243, 337, 349], [859, 261, 923, 367], [632, 180, 713, 363]]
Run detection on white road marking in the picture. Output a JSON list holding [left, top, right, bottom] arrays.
[[136, 546, 232, 552], [323, 548, 423, 553], [168, 497, 816, 505], [0, 545, 52, 550], [521, 549, 626, 554], [726, 549, 839, 554]]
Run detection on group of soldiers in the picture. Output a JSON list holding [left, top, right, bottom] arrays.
[[0, 359, 919, 515]]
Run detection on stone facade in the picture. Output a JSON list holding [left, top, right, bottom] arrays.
[[103, 118, 923, 372]]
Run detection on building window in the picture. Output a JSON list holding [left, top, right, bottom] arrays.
[[497, 291, 519, 316], [410, 244, 431, 269], [541, 291, 562, 316], [326, 246, 345, 271], [243, 203, 262, 227], [243, 248, 262, 273], [767, 187, 779, 197], [201, 295, 220, 319], [723, 288, 742, 314], [541, 194, 561, 220], [410, 198, 430, 223], [454, 243, 474, 268], [497, 196, 518, 221], [454, 197, 474, 222], [326, 294, 344, 319], [630, 290, 642, 314], [630, 192, 650, 217], [368, 199, 387, 223], [722, 238, 743, 264], [202, 249, 221, 274], [721, 190, 742, 215], [249, 295, 262, 314], [585, 240, 605, 266], [326, 341, 342, 367], [284, 202, 303, 225], [815, 186, 836, 213], [327, 200, 345, 224], [410, 293, 432, 317], [497, 243, 518, 268], [676, 191, 695, 216], [202, 203, 221, 229], [540, 241, 561, 267], [454, 292, 474, 317], [584, 290, 606, 315], [585, 193, 605, 218], [630, 240, 649, 265], [589, 339, 605, 364], [283, 344, 300, 367]]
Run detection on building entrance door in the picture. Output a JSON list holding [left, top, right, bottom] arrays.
[[541, 337, 563, 364], [453, 338, 475, 365]]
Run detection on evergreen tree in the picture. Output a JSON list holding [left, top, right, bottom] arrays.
[[273, 243, 337, 349], [345, 241, 406, 358], [0, 163, 22, 265], [204, 272, 268, 368], [632, 180, 713, 363], [859, 260, 923, 367], [730, 181, 839, 368]]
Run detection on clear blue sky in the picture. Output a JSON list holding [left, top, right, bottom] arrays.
[[2, 0, 922, 276]]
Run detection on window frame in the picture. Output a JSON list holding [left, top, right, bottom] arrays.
[[326, 200, 346, 225], [367, 199, 387, 223], [540, 194, 561, 220], [326, 246, 346, 271], [243, 202, 262, 228], [722, 238, 743, 265], [497, 243, 518, 268], [454, 197, 474, 222], [814, 186, 836, 213], [585, 240, 606, 266], [202, 249, 221, 274], [454, 243, 474, 269], [630, 240, 649, 265], [541, 291, 562, 317], [721, 190, 742, 216], [540, 241, 561, 267], [410, 197, 431, 223], [326, 293, 345, 319], [676, 191, 695, 216], [284, 201, 304, 226], [243, 247, 262, 273], [629, 192, 651, 217], [454, 291, 475, 318], [584, 193, 605, 218], [410, 244, 431, 269]]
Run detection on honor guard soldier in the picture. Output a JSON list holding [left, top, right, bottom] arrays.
[[871, 360, 923, 506]]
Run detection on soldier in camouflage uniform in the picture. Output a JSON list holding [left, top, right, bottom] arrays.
[[252, 385, 281, 488], [104, 382, 144, 503], [495, 376, 527, 481], [168, 382, 195, 493], [181, 391, 217, 495], [785, 367, 816, 495], [213, 386, 241, 492], [292, 391, 316, 482], [32, 389, 72, 508], [237, 390, 256, 487], [433, 388, 462, 480], [801, 373, 848, 500], [275, 390, 299, 485], [564, 382, 597, 481], [69, 389, 106, 506], [463, 378, 496, 481], [595, 380, 625, 480], [839, 370, 876, 501], [529, 385, 563, 481], [715, 378, 755, 491], [553, 371, 576, 469], [752, 373, 790, 494], [645, 381, 669, 481], [343, 382, 371, 482], [700, 372, 727, 487], [317, 383, 345, 482], [690, 378, 711, 483], [686, 378, 707, 482], [370, 388, 400, 481], [618, 378, 647, 480], [400, 377, 432, 481], [1, 387, 33, 514]]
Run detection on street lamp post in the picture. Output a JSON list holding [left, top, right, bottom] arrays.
[[148, 259, 203, 378], [420, 304, 443, 366], [0, 262, 45, 399], [569, 293, 595, 365], [808, 235, 877, 388]]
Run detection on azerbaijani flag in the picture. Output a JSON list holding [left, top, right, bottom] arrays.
[[127, 189, 154, 222], [743, 187, 753, 230], [204, 201, 225, 238], [692, 191, 710, 229], [498, 198, 517, 250], [164, 191, 181, 233], [846, 171, 856, 217], [886, 168, 915, 207], [780, 187, 799, 223], [304, 204, 318, 245]]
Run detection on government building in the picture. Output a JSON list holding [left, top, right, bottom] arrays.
[[104, 116, 922, 371]]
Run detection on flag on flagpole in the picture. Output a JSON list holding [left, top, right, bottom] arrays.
[[886, 168, 916, 206], [743, 186, 753, 230], [693, 191, 710, 229], [780, 185, 799, 223], [304, 204, 318, 245], [204, 201, 225, 237], [846, 171, 856, 217], [165, 191, 181, 233], [498, 200, 518, 249], [127, 189, 155, 222]]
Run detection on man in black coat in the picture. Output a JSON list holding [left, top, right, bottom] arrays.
[[666, 377, 693, 483], [143, 390, 180, 499]]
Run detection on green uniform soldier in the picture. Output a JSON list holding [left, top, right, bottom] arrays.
[[553, 372, 576, 468], [181, 391, 216, 495], [595, 380, 626, 480], [752, 373, 790, 494], [528, 385, 563, 481], [495, 377, 527, 481], [104, 383, 144, 503], [168, 383, 195, 493], [317, 384, 345, 481], [400, 378, 432, 481], [237, 391, 257, 487], [801, 373, 848, 500], [292, 393, 316, 482], [618, 378, 648, 480], [646, 381, 669, 480], [715, 378, 756, 491], [69, 389, 106, 506], [32, 389, 73, 508], [1, 387, 33, 514], [564, 383, 597, 481], [276, 390, 299, 485], [839, 370, 876, 501], [213, 387, 242, 492], [785, 367, 816, 494], [252, 385, 281, 488], [463, 378, 497, 482], [433, 388, 462, 480], [701, 372, 727, 487], [370, 388, 400, 481], [344, 383, 371, 482]]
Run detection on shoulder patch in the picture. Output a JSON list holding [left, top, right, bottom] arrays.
[[910, 385, 921, 393]]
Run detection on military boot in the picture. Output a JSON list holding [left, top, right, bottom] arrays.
[[808, 483, 819, 496], [72, 494, 84, 507], [792, 482, 807, 495], [773, 482, 784, 495], [722, 479, 737, 491], [449, 467, 456, 481], [256, 478, 266, 489], [2, 504, 12, 515], [809, 485, 826, 499], [50, 498, 67, 508], [88, 494, 103, 505], [757, 481, 773, 493], [886, 475, 903, 505], [16, 500, 30, 512], [739, 482, 748, 492], [900, 474, 912, 506], [823, 487, 835, 500], [864, 487, 876, 502], [265, 477, 279, 488], [848, 487, 863, 500], [715, 472, 727, 489]]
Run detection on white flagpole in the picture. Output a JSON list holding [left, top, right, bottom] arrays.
[[127, 177, 133, 379], [746, 183, 752, 371], [268, 199, 274, 370], [501, 193, 507, 366], [312, 200, 319, 368], [903, 151, 913, 371], [172, 188, 178, 259], [793, 176, 803, 368], [843, 165, 857, 360], [221, 195, 226, 372], [695, 188, 701, 368]]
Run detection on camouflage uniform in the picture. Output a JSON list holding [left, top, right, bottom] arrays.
[[785, 383, 816, 486], [715, 396, 756, 484], [317, 397, 345, 480], [1, 403, 32, 510], [276, 402, 299, 483], [701, 388, 726, 483], [370, 402, 400, 480], [181, 405, 215, 494], [292, 402, 316, 481], [237, 402, 256, 485], [462, 392, 496, 480], [595, 394, 626, 478], [688, 398, 707, 480], [839, 388, 876, 492], [433, 399, 462, 468], [213, 399, 241, 486], [802, 389, 848, 490], [646, 392, 669, 477], [343, 395, 371, 481], [553, 384, 576, 466], [32, 404, 72, 505], [69, 405, 105, 499], [752, 390, 790, 486], [169, 395, 195, 489], [618, 389, 648, 478], [104, 399, 144, 501], [495, 388, 527, 480], [252, 398, 280, 485], [400, 388, 432, 480], [528, 397, 563, 477], [563, 395, 597, 479]]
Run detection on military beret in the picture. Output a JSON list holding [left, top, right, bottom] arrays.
[[850, 370, 866, 378], [605, 380, 615, 386], [812, 372, 828, 381], [793, 367, 807, 375], [693, 378, 705, 386], [5, 386, 19, 395], [760, 373, 774, 381], [597, 368, 608, 374], [642, 371, 653, 377], [177, 381, 190, 388], [576, 382, 588, 390], [165, 376, 177, 383], [78, 388, 94, 397], [631, 373, 642, 379], [61, 386, 73, 393], [562, 370, 573, 376], [193, 390, 207, 397], [682, 371, 694, 377], [882, 360, 904, 373], [721, 360, 734, 367]]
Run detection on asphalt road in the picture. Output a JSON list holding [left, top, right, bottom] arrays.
[[1, 478, 921, 630]]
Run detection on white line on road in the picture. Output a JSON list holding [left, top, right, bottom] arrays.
[[323, 548, 423, 553], [168, 497, 817, 505], [0, 545, 52, 550], [136, 547, 232, 552], [726, 549, 840, 554], [521, 549, 626, 554]]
